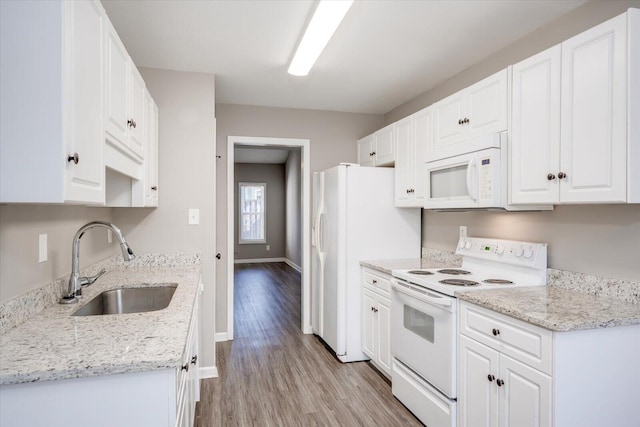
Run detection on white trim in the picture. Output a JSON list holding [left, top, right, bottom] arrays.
[[227, 136, 313, 341], [215, 332, 228, 342], [233, 257, 302, 273], [284, 258, 302, 273], [199, 366, 219, 379]]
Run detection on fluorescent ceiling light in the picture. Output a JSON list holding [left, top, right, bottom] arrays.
[[288, 0, 354, 76]]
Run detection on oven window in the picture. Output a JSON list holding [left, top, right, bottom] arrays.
[[403, 305, 435, 343], [430, 165, 468, 198]]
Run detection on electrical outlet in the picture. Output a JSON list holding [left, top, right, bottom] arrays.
[[188, 209, 200, 225], [266, 245, 270, 251], [460, 225, 467, 238], [38, 234, 47, 263]]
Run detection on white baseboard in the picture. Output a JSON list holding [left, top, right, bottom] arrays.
[[234, 257, 286, 264], [199, 366, 218, 379], [234, 257, 302, 273], [215, 332, 228, 342], [283, 258, 302, 272]]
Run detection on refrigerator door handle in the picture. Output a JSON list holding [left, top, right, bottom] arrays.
[[317, 212, 325, 254]]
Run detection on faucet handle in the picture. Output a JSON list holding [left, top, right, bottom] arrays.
[[79, 269, 107, 287]]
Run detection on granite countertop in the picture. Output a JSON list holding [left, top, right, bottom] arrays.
[[0, 262, 201, 385], [457, 286, 640, 332]]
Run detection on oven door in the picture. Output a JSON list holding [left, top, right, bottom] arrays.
[[391, 278, 457, 398]]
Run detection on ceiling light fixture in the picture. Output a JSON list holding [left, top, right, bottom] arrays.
[[288, 0, 354, 77]]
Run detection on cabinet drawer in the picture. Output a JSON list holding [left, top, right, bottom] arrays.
[[362, 269, 391, 295], [459, 301, 552, 375]]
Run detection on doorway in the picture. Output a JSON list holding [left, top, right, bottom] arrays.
[[226, 136, 311, 339]]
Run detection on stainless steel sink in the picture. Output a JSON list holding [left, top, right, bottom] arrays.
[[72, 284, 177, 316]]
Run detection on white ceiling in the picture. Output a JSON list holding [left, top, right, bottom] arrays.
[[102, 0, 587, 114]]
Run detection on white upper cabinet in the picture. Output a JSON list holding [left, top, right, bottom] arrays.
[[429, 69, 509, 161], [510, 45, 562, 205], [0, 0, 106, 204], [511, 9, 639, 205], [560, 12, 628, 203], [395, 107, 431, 207], [357, 124, 396, 167], [105, 20, 145, 164]]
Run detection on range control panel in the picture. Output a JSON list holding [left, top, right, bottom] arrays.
[[456, 236, 547, 269]]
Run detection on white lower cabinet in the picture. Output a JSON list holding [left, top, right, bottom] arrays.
[[361, 267, 392, 376], [458, 301, 640, 427]]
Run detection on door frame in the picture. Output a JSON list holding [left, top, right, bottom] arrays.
[[227, 136, 312, 339]]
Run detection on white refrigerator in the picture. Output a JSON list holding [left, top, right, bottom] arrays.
[[311, 164, 420, 362]]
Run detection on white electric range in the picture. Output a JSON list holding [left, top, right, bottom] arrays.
[[389, 236, 548, 427]]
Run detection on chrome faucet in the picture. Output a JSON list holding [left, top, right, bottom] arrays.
[[60, 221, 135, 304]]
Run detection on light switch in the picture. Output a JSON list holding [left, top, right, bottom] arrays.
[[189, 209, 200, 225], [266, 245, 270, 251], [38, 234, 47, 263]]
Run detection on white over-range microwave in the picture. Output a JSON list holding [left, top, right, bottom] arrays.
[[424, 132, 551, 210]]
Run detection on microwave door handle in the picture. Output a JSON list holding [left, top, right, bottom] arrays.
[[466, 158, 477, 201]]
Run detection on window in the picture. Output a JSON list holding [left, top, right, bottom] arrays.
[[239, 182, 266, 244]]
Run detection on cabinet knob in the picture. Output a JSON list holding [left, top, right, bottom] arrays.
[[372, 279, 377, 284], [371, 151, 376, 156], [371, 306, 375, 312], [487, 374, 495, 382], [373, 307, 378, 313], [181, 363, 189, 372], [547, 173, 556, 181], [492, 328, 500, 336], [558, 172, 567, 179], [127, 119, 137, 129], [411, 189, 415, 193], [216, 253, 222, 260], [191, 355, 198, 365], [406, 189, 410, 194], [151, 186, 158, 191], [67, 153, 79, 164], [458, 119, 463, 125], [496, 379, 504, 387], [463, 118, 470, 124]]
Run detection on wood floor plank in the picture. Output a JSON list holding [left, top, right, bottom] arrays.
[[195, 262, 422, 426]]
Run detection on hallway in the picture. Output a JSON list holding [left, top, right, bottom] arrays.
[[195, 262, 421, 426]]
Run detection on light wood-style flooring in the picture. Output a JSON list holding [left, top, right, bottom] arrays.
[[195, 262, 421, 426]]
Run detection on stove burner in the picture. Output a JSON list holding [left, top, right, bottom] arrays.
[[439, 279, 479, 286], [438, 269, 471, 275], [407, 270, 434, 275], [483, 279, 514, 285]]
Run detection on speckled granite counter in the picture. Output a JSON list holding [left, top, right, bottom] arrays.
[[457, 287, 640, 332], [0, 255, 201, 385], [361, 250, 462, 275]]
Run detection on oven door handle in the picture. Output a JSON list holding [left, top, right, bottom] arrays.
[[391, 280, 452, 307]]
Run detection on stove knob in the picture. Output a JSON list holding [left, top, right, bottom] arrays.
[[458, 240, 466, 250], [465, 241, 472, 250], [496, 245, 505, 255], [515, 247, 524, 257], [523, 246, 534, 258]]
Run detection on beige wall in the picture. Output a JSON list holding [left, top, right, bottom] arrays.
[[234, 163, 285, 260], [216, 103, 383, 333], [0, 205, 115, 302], [285, 149, 302, 267], [113, 68, 217, 369], [386, 0, 640, 282]]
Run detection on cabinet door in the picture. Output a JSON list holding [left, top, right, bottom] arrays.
[[510, 46, 561, 205], [430, 92, 466, 160], [64, 0, 105, 204], [467, 69, 509, 139], [357, 134, 374, 167], [105, 21, 129, 147], [374, 124, 395, 166], [459, 336, 499, 427], [361, 288, 376, 359], [560, 13, 627, 203], [129, 67, 146, 159], [145, 96, 159, 207], [412, 107, 431, 205], [498, 355, 552, 427], [375, 296, 392, 375], [394, 116, 413, 206]]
